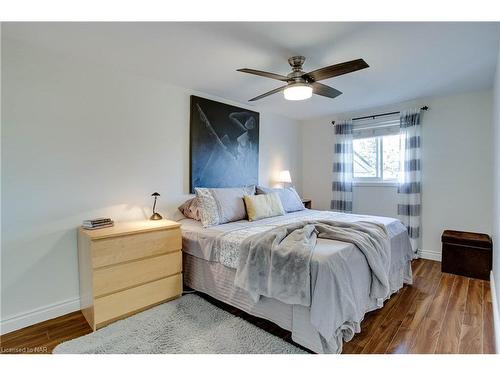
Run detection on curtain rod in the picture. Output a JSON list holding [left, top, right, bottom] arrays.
[[331, 106, 429, 125]]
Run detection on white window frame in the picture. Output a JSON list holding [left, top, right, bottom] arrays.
[[352, 115, 400, 186]]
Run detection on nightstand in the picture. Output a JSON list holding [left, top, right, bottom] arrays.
[[302, 199, 312, 209], [77, 220, 182, 331]]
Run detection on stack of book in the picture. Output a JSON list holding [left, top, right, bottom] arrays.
[[82, 218, 114, 230]]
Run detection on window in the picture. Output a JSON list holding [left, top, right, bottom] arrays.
[[352, 116, 401, 183]]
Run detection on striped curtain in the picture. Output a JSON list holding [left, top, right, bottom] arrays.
[[331, 120, 353, 212], [398, 109, 422, 254]]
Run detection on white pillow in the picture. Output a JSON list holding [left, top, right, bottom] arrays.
[[256, 186, 304, 213], [195, 186, 256, 227]]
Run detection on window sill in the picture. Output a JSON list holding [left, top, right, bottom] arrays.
[[353, 181, 398, 188]]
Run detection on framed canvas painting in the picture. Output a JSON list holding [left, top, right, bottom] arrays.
[[189, 95, 259, 192]]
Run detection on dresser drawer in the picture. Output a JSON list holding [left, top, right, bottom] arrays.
[[94, 274, 182, 327], [91, 228, 181, 268], [93, 251, 182, 297]]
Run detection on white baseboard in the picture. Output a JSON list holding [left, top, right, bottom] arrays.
[[490, 271, 500, 354], [418, 249, 442, 262], [0, 297, 80, 335]]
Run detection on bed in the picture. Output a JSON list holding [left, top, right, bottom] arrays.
[[180, 208, 413, 353]]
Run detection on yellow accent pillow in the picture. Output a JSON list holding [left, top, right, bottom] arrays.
[[243, 192, 285, 221]]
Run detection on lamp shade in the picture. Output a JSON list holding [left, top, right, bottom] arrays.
[[278, 170, 292, 184], [283, 84, 313, 101]]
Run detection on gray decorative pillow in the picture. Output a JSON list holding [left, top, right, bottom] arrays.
[[178, 197, 202, 221], [256, 186, 305, 213], [195, 186, 256, 227]]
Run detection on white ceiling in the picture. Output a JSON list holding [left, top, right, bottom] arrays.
[[4, 22, 500, 120]]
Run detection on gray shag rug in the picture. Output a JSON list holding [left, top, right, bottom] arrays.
[[53, 294, 306, 354]]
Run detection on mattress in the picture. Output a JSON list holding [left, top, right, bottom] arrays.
[[180, 209, 413, 353]]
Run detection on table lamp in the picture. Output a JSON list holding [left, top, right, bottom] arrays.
[[150, 192, 163, 220], [278, 170, 292, 188]]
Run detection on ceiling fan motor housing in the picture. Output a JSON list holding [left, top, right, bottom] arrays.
[[288, 55, 306, 70], [287, 56, 308, 83]]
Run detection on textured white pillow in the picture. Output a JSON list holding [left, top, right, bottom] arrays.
[[195, 186, 256, 227], [195, 188, 220, 227]]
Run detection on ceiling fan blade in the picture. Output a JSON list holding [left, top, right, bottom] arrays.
[[304, 59, 369, 82], [237, 68, 289, 81], [312, 82, 342, 99], [248, 85, 288, 101]]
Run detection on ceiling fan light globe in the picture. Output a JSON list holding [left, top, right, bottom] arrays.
[[283, 84, 313, 101]]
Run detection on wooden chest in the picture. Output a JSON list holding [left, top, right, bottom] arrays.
[[441, 230, 492, 280], [78, 220, 182, 330]]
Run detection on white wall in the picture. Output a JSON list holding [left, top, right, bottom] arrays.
[[0, 37, 302, 331], [302, 89, 494, 258], [492, 32, 500, 352]]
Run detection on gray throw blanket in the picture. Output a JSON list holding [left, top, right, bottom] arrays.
[[234, 220, 390, 307]]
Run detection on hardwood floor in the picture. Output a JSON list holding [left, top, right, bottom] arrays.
[[0, 312, 92, 354], [0, 259, 495, 354]]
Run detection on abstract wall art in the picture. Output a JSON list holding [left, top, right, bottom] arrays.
[[189, 96, 259, 192]]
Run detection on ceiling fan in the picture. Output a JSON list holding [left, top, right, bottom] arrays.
[[237, 56, 369, 102]]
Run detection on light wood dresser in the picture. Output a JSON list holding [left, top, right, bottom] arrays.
[[77, 220, 182, 331]]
